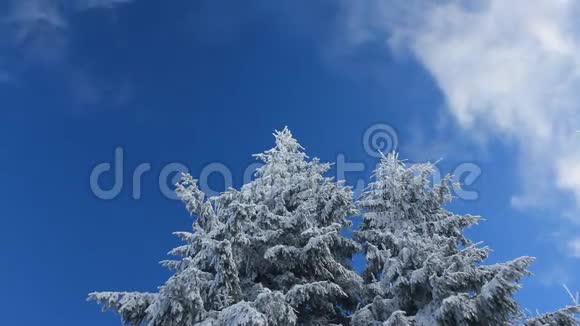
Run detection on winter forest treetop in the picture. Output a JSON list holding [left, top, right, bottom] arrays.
[[89, 128, 580, 326]]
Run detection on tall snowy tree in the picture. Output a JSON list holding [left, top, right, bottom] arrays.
[[89, 128, 362, 325], [351, 153, 579, 326], [90, 130, 578, 325]]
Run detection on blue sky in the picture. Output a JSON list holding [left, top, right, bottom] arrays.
[[1, 0, 579, 324]]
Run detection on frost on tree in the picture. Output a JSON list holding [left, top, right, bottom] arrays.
[[524, 306, 580, 326], [89, 128, 362, 325], [350, 153, 569, 326], [90, 130, 578, 326]]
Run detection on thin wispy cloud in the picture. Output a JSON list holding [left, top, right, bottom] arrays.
[[3, 0, 131, 38], [8, 0, 66, 30], [570, 238, 580, 258], [0, 71, 12, 84], [80, 0, 134, 10], [2, 0, 134, 57], [0, 0, 136, 107], [342, 1, 580, 224]]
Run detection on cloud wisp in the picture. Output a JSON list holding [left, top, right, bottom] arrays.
[[343, 0, 580, 219], [2, 0, 133, 58], [0, 0, 135, 107]]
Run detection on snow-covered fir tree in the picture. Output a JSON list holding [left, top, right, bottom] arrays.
[[89, 128, 362, 325], [90, 130, 578, 325], [524, 306, 580, 326], [351, 153, 579, 326]]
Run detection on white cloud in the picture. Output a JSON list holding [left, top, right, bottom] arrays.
[[79, 0, 134, 10], [343, 0, 580, 217], [0, 71, 12, 83], [1, 0, 135, 61], [8, 0, 67, 30], [0, 0, 135, 105], [569, 238, 580, 258], [3, 0, 133, 32]]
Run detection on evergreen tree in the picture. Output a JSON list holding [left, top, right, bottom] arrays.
[[90, 131, 578, 325], [524, 306, 580, 326], [89, 128, 362, 325], [351, 153, 579, 326]]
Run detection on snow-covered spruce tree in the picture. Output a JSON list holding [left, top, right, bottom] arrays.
[[89, 128, 362, 325], [351, 153, 578, 326], [524, 306, 580, 326]]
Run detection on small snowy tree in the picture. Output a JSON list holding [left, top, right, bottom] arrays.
[[351, 153, 579, 326], [89, 128, 362, 325], [524, 306, 580, 326], [523, 285, 580, 325]]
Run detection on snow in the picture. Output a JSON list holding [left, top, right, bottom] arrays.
[[90, 128, 579, 325]]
